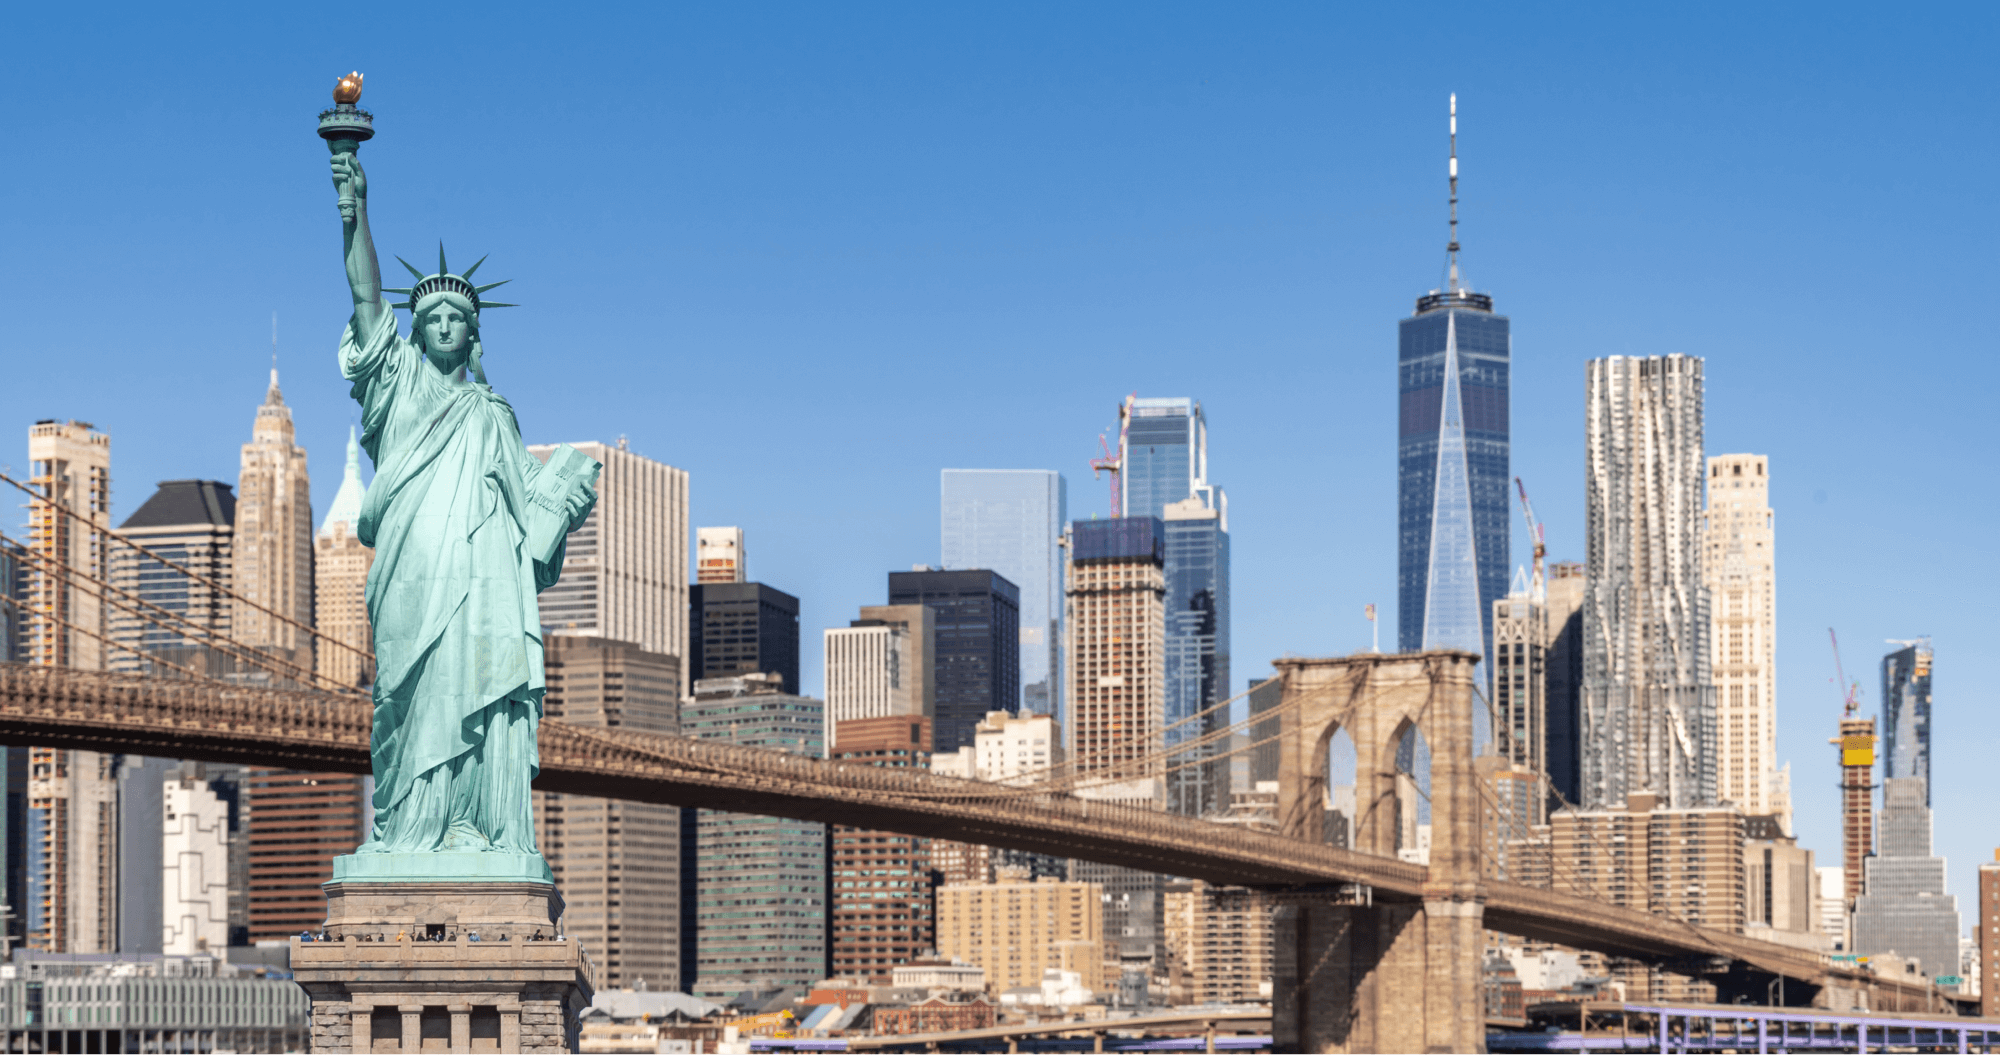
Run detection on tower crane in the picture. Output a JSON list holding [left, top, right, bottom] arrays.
[[1829, 628, 1862, 717], [1513, 477, 1546, 603], [1089, 394, 1135, 519]]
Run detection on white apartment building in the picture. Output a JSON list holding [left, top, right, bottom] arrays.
[[932, 710, 1063, 785], [824, 604, 933, 750], [161, 776, 230, 955], [696, 526, 746, 584]]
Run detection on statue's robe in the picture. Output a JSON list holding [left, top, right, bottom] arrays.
[[339, 308, 589, 856]]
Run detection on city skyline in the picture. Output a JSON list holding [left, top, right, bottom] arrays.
[[5, 4, 1997, 921]]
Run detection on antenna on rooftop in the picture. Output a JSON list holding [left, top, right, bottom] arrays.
[[1447, 93, 1461, 293]]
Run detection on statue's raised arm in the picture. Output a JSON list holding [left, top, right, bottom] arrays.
[[332, 152, 389, 337]]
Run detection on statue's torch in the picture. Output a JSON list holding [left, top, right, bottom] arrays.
[[318, 72, 374, 221]]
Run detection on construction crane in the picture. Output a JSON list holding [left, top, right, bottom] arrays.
[[1829, 628, 1863, 717], [1089, 394, 1135, 519], [1513, 477, 1546, 603]]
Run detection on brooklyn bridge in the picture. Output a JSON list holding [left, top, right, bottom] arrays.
[[0, 655, 1969, 1051]]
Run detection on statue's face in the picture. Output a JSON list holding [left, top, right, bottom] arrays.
[[423, 305, 473, 358]]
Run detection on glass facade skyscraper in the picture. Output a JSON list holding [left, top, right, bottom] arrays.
[[888, 570, 1020, 754], [1881, 641, 1932, 805], [1119, 396, 1229, 818], [940, 470, 1067, 720], [1397, 291, 1509, 672]]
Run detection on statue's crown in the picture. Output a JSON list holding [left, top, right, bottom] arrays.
[[384, 244, 516, 312]]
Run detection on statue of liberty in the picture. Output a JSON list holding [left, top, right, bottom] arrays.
[[328, 142, 599, 882]]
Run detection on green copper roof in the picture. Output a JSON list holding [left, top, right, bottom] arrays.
[[318, 425, 368, 536]]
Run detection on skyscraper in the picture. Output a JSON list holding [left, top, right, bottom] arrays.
[[824, 604, 933, 748], [683, 674, 826, 999], [1162, 497, 1229, 817], [1582, 354, 1713, 809], [1543, 562, 1586, 808], [1397, 97, 1509, 673], [108, 480, 235, 677], [687, 582, 801, 695], [535, 635, 682, 991], [233, 370, 314, 667], [1117, 400, 1228, 816], [888, 570, 1020, 754], [696, 527, 746, 585], [1704, 454, 1781, 823], [940, 470, 1067, 718], [1881, 640, 1933, 805], [315, 426, 374, 689], [1853, 776, 1960, 979], [528, 440, 690, 691], [245, 768, 367, 941]]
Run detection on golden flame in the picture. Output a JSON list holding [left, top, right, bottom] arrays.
[[333, 71, 364, 105]]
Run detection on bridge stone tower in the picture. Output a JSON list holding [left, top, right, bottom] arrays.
[[1270, 651, 1485, 1053]]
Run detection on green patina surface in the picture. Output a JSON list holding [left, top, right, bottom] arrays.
[[326, 122, 596, 885]]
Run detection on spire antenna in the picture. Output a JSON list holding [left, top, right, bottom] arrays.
[[1447, 93, 1461, 292]]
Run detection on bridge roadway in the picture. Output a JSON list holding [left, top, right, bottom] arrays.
[[0, 663, 1937, 1006]]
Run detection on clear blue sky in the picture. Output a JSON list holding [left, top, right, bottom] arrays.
[[4, 4, 1994, 918]]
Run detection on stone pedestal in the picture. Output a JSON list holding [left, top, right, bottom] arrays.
[[293, 882, 593, 1054]]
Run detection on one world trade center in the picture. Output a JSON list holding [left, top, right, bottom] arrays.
[[1398, 94, 1509, 675]]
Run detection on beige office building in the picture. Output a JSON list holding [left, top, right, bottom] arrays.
[[695, 526, 745, 584], [26, 419, 111, 670], [1703, 454, 1782, 825], [528, 441, 689, 694], [314, 427, 374, 689], [1064, 523, 1166, 794], [824, 604, 934, 749], [233, 370, 314, 668], [534, 635, 683, 991], [936, 871, 1104, 995], [1163, 880, 1272, 1005]]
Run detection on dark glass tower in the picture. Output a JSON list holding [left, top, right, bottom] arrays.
[[1397, 95, 1509, 672], [888, 569, 1020, 754], [1881, 641, 1933, 805], [687, 582, 801, 694]]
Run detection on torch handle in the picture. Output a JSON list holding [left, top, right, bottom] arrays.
[[328, 137, 361, 220]]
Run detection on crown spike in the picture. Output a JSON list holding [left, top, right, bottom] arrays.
[[460, 255, 489, 280], [477, 302, 518, 309], [395, 256, 426, 281], [473, 280, 511, 294], [382, 287, 413, 295], [438, 242, 449, 278]]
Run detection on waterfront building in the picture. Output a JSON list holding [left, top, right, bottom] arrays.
[[108, 480, 235, 677], [888, 569, 1020, 754], [528, 440, 690, 691], [687, 582, 801, 695], [1881, 640, 1933, 805], [1743, 814, 1823, 950], [160, 774, 231, 955], [936, 870, 1104, 996], [26, 419, 111, 670], [829, 716, 934, 983], [1163, 879, 1272, 1005], [1816, 865, 1849, 951], [1703, 454, 1782, 824], [535, 635, 682, 991], [314, 427, 374, 688], [941, 470, 1066, 718], [245, 769, 366, 941], [0, 950, 307, 1054], [824, 604, 933, 749], [1582, 355, 1713, 809], [696, 526, 746, 584], [1852, 776, 1960, 979], [683, 674, 826, 999], [232, 370, 313, 668]]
